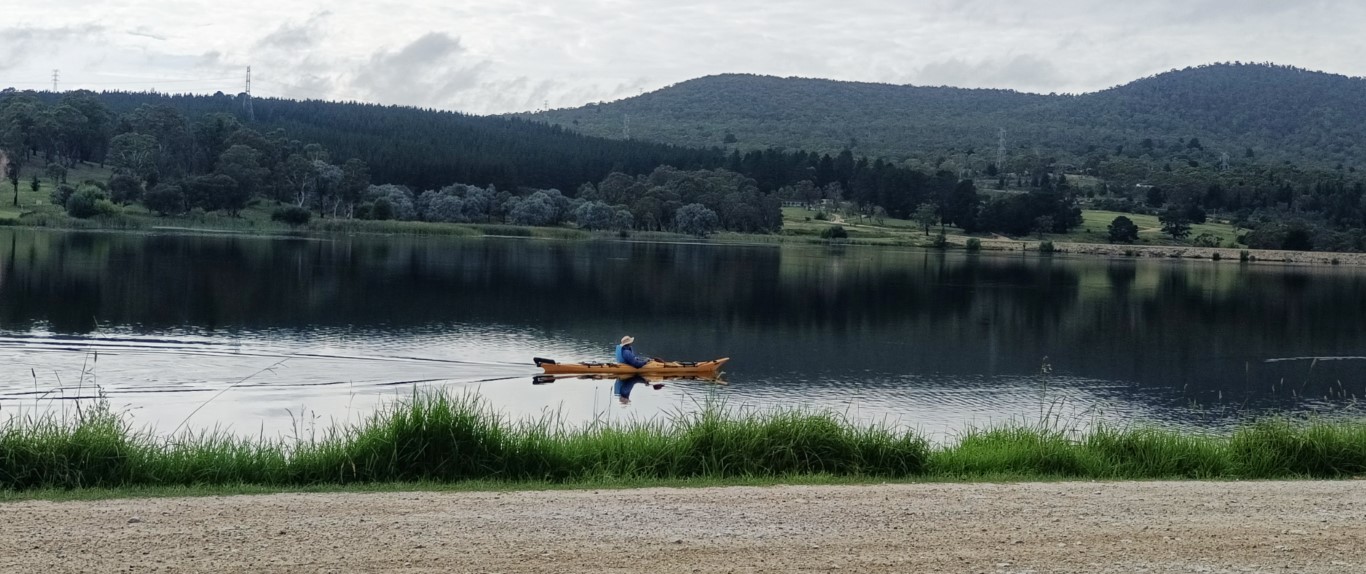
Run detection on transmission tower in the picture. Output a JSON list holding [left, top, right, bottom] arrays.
[[242, 66, 255, 122], [996, 128, 1007, 173], [52, 69, 59, 92], [1220, 152, 1230, 171]]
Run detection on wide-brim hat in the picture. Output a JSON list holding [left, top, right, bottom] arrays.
[[621, 335, 635, 345]]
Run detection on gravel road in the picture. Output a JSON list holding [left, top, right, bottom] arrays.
[[4, 481, 1364, 573]]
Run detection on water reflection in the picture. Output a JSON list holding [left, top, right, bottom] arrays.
[[0, 228, 1363, 436]]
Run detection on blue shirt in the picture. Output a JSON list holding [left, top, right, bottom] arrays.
[[615, 344, 648, 368]]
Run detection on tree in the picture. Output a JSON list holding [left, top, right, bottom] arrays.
[[1033, 215, 1055, 239], [1144, 186, 1168, 208], [142, 183, 186, 215], [108, 174, 142, 204], [3, 154, 17, 207], [279, 154, 318, 206], [214, 145, 267, 206], [573, 200, 617, 230], [121, 104, 192, 177], [913, 203, 938, 235], [184, 174, 240, 212], [1107, 215, 1140, 243], [313, 160, 344, 215], [45, 163, 66, 186], [942, 179, 980, 231], [339, 158, 370, 217], [1159, 207, 1192, 240], [366, 184, 416, 220], [674, 203, 719, 237], [107, 133, 158, 179], [508, 191, 558, 226]]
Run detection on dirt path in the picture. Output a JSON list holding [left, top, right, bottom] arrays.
[[4, 481, 1364, 573]]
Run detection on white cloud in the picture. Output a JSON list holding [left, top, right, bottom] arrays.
[[2, 1, 1365, 113]]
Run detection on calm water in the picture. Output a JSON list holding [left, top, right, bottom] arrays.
[[1, 228, 1363, 440]]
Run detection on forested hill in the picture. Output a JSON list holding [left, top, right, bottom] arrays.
[[35, 91, 725, 192], [524, 63, 1366, 171]]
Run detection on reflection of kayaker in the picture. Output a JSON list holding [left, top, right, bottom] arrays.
[[613, 374, 663, 405]]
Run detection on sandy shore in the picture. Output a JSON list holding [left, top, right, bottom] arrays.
[[4, 481, 1364, 573]]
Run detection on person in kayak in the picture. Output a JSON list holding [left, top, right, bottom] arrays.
[[615, 335, 652, 368]]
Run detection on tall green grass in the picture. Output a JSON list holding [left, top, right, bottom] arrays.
[[0, 392, 925, 490], [3, 391, 1365, 492]]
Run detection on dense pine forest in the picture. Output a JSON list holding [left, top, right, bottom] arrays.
[[2, 61, 1366, 250], [527, 63, 1366, 172]]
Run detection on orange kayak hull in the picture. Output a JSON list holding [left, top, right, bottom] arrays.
[[536, 357, 729, 375]]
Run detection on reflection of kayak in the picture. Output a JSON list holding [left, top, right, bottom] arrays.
[[533, 357, 729, 375]]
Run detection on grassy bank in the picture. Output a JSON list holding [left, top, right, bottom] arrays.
[[3, 391, 1365, 498]]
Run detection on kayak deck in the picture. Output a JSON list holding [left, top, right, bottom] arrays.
[[534, 357, 729, 375]]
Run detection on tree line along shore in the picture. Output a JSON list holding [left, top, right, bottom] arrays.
[[5, 87, 1366, 254]]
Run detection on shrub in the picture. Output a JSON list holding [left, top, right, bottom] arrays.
[[1192, 233, 1222, 248], [931, 233, 948, 249], [1038, 240, 1055, 254], [50, 183, 76, 206], [1239, 250, 1250, 262], [271, 206, 313, 226], [820, 225, 848, 240], [65, 186, 115, 219], [814, 211, 829, 221], [372, 198, 395, 221], [965, 238, 982, 252], [1211, 252, 1222, 261]]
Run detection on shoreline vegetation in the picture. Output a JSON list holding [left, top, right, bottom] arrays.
[[3, 391, 1365, 500], [5, 202, 1366, 268]]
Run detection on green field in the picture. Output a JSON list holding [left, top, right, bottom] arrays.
[[1064, 210, 1241, 246]]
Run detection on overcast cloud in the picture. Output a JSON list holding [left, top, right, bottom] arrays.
[[2, 0, 1364, 114]]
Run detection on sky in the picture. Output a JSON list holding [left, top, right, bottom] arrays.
[[3, 1, 1365, 115]]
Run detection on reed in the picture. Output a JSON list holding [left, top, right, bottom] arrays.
[[0, 392, 926, 490], [4, 391, 1366, 493]]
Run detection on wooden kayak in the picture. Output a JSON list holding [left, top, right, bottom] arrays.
[[533, 372, 726, 384], [533, 357, 729, 375]]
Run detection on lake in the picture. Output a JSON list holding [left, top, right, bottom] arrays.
[[0, 228, 1362, 441]]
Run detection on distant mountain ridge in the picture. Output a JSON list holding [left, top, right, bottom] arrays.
[[523, 63, 1366, 171]]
